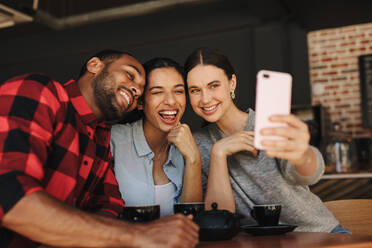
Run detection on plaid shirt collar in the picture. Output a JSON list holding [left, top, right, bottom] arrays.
[[64, 79, 108, 129]]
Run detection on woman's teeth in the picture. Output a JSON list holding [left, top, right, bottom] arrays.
[[203, 105, 217, 111], [159, 110, 178, 120], [159, 110, 177, 115]]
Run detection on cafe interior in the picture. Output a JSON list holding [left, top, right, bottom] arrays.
[[1, 0, 372, 246]]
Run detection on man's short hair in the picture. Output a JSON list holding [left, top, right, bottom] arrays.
[[78, 49, 134, 78]]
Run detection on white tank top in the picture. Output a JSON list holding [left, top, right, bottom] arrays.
[[154, 182, 176, 217]]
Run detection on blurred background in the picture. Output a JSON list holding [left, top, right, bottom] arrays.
[[1, 0, 372, 199]]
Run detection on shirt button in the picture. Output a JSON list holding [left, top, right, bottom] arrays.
[[84, 160, 88, 165]]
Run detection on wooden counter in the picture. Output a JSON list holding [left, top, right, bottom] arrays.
[[197, 232, 372, 248]]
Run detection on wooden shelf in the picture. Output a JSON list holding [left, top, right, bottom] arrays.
[[311, 174, 372, 201], [321, 172, 372, 179]]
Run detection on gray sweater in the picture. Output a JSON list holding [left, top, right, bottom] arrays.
[[194, 109, 339, 232]]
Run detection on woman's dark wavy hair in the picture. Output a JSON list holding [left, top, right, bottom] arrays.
[[184, 47, 235, 80], [121, 57, 185, 124]]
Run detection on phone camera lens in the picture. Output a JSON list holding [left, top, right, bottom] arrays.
[[263, 74, 270, 78]]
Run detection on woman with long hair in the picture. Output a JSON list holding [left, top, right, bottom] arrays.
[[184, 47, 348, 233], [111, 57, 202, 217]]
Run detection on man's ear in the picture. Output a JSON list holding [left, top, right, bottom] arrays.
[[86, 57, 104, 75]]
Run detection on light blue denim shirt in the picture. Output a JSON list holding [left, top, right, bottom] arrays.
[[110, 119, 185, 206]]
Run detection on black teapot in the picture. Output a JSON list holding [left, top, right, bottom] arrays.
[[194, 202, 244, 241]]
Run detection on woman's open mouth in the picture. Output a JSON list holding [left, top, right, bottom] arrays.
[[158, 110, 178, 124]]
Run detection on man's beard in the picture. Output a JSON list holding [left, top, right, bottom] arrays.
[[92, 68, 134, 124]]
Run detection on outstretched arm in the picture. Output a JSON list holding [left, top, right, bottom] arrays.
[[2, 191, 135, 247], [260, 114, 318, 177], [3, 191, 199, 248]]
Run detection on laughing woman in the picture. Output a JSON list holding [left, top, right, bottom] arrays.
[[110, 57, 202, 217], [184, 47, 349, 233]]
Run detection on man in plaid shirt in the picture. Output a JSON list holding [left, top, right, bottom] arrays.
[[0, 50, 199, 248]]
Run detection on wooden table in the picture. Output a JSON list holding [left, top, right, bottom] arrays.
[[196, 232, 372, 248]]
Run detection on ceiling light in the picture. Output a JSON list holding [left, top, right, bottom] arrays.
[[0, 3, 33, 29]]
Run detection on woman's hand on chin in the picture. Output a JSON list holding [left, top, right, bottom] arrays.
[[167, 123, 200, 163]]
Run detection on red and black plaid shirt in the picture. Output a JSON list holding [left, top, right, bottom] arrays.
[[0, 74, 125, 247]]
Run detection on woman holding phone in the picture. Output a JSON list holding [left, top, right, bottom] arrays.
[[111, 57, 202, 217], [184, 47, 348, 233]]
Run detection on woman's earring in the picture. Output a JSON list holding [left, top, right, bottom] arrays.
[[230, 90, 236, 100]]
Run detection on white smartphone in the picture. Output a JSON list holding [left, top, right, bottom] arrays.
[[254, 70, 292, 150]]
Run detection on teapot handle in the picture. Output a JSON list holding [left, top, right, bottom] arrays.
[[250, 209, 256, 220]]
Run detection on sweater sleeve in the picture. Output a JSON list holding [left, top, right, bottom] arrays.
[[279, 146, 325, 186]]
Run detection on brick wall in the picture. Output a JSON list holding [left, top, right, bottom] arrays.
[[308, 23, 372, 137]]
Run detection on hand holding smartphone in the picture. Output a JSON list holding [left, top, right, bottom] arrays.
[[254, 70, 292, 150]]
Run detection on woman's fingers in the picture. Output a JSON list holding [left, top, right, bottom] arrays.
[[261, 125, 309, 142], [213, 130, 257, 157], [266, 149, 304, 161], [259, 115, 310, 154], [262, 135, 309, 163], [167, 123, 191, 143], [270, 114, 308, 130], [234, 131, 258, 156], [261, 137, 308, 151]]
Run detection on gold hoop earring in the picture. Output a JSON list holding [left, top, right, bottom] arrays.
[[231, 90, 236, 100]]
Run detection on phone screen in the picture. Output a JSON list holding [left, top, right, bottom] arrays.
[[254, 70, 292, 150]]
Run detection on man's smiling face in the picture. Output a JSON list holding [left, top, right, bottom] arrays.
[[92, 54, 145, 123]]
